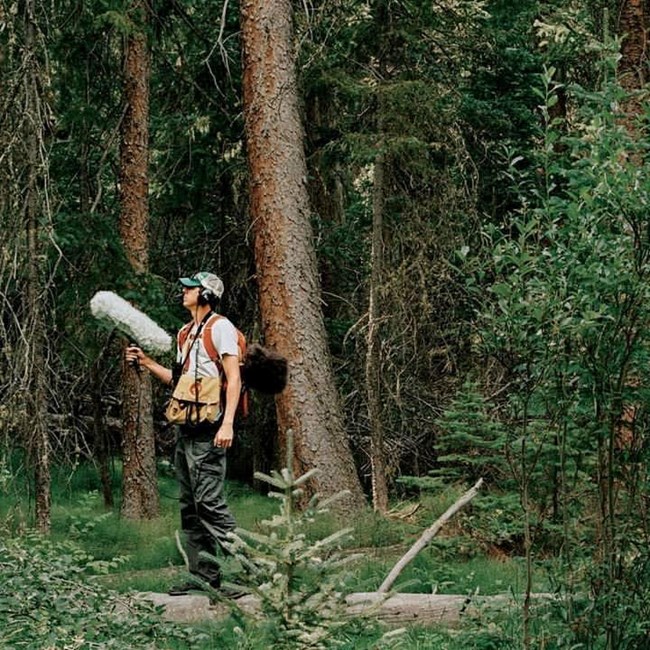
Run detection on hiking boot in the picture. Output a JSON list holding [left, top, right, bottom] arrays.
[[218, 584, 247, 600], [205, 581, 248, 603], [168, 580, 204, 596]]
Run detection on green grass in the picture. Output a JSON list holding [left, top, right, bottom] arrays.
[[0, 458, 545, 596], [0, 458, 551, 649]]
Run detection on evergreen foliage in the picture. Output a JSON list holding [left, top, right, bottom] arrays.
[[401, 382, 525, 552], [297, 0, 496, 488], [223, 435, 379, 649], [468, 40, 650, 648]]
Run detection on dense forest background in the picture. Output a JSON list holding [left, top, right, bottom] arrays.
[[2, 0, 650, 647]]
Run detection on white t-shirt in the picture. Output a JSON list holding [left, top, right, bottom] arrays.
[[177, 315, 239, 378]]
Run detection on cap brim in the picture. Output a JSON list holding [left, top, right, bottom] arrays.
[[179, 277, 201, 287]]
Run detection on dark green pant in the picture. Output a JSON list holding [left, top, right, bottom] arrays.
[[175, 431, 236, 586]]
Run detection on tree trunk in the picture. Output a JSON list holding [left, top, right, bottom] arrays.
[[118, 1, 159, 520], [599, 7, 650, 648], [241, 0, 365, 512], [366, 144, 389, 513], [23, 0, 51, 534], [618, 0, 648, 89], [617, 0, 649, 132], [91, 362, 114, 508], [144, 590, 553, 628]]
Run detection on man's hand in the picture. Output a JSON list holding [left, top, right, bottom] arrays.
[[214, 353, 240, 449], [125, 345, 148, 368], [214, 421, 234, 449], [124, 345, 173, 385]]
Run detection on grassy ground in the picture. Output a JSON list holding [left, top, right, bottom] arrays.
[[1, 458, 541, 594], [0, 458, 545, 648]]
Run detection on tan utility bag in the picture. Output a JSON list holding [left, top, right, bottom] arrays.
[[164, 374, 222, 426]]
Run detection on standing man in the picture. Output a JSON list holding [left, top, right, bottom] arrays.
[[125, 271, 242, 596]]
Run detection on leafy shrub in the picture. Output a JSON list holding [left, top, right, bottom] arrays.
[[0, 533, 202, 649]]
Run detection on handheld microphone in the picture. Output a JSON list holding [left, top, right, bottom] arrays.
[[90, 291, 174, 354]]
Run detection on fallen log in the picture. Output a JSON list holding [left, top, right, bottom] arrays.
[[346, 592, 477, 626], [141, 590, 544, 627]]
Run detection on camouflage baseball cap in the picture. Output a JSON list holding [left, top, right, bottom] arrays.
[[179, 271, 224, 299]]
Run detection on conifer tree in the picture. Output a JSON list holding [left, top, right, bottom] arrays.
[[119, 0, 159, 519], [224, 434, 366, 648], [241, 0, 364, 510]]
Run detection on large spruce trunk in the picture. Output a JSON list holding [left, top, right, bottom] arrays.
[[118, 1, 159, 520], [240, 0, 365, 512]]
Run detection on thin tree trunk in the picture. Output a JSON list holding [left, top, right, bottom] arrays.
[[364, 2, 393, 513], [118, 1, 159, 520], [366, 144, 389, 513], [618, 0, 648, 90], [23, 0, 51, 534], [617, 0, 649, 134], [241, 0, 365, 512], [607, 8, 649, 646], [91, 362, 114, 508]]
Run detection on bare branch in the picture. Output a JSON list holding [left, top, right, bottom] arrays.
[[378, 479, 484, 593]]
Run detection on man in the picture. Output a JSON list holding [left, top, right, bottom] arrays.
[[125, 271, 242, 596]]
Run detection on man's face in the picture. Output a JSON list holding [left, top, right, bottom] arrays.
[[182, 285, 200, 310]]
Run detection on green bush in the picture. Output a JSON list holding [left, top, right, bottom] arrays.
[[217, 434, 402, 649], [0, 533, 202, 649]]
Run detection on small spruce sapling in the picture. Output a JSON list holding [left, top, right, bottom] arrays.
[[222, 432, 364, 648]]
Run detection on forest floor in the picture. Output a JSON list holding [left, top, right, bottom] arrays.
[[2, 462, 552, 648], [2, 463, 545, 597]]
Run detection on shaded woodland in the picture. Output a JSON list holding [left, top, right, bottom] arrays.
[[2, 0, 650, 647]]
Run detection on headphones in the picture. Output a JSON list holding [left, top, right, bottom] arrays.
[[198, 286, 214, 307]]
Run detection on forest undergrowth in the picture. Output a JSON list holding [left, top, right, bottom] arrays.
[[1, 458, 578, 650]]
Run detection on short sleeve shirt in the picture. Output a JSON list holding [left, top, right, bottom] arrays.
[[177, 314, 239, 378]]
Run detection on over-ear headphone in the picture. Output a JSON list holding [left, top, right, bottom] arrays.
[[198, 287, 212, 306]]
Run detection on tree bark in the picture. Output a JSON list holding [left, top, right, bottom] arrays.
[[144, 590, 552, 628], [118, 1, 159, 520], [91, 362, 114, 508], [365, 144, 389, 513], [618, 0, 648, 89], [241, 0, 365, 512], [617, 0, 649, 132], [23, 0, 51, 534]]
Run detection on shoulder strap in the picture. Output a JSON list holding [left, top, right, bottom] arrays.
[[203, 315, 249, 419], [177, 321, 193, 350], [203, 314, 247, 366], [203, 313, 223, 366], [179, 313, 213, 373]]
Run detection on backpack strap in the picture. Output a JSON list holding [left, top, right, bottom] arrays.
[[202, 313, 223, 367], [178, 313, 212, 373], [203, 314, 247, 365], [177, 321, 193, 351], [177, 322, 194, 373], [203, 314, 249, 419]]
